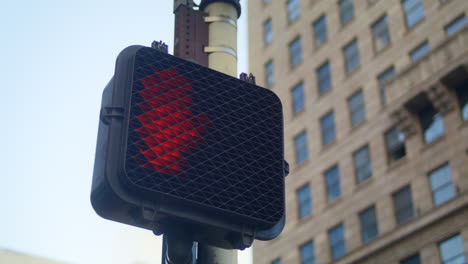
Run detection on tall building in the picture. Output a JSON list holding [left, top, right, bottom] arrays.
[[248, 0, 468, 264]]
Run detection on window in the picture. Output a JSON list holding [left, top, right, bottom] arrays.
[[287, 0, 300, 23], [264, 0, 270, 4], [264, 18, 273, 44], [359, 206, 378, 244], [289, 37, 303, 67], [410, 41, 430, 62], [292, 82, 305, 114], [320, 111, 336, 146], [354, 145, 372, 184], [439, 234, 466, 264], [419, 103, 444, 143], [297, 184, 312, 218], [348, 90, 366, 126], [329, 224, 346, 260], [372, 15, 391, 52], [402, 0, 425, 28], [313, 15, 327, 46], [455, 82, 468, 120], [265, 60, 274, 88], [294, 131, 308, 164], [343, 39, 360, 73], [429, 164, 455, 206], [317, 61, 331, 94], [271, 259, 281, 264], [339, 0, 354, 25], [385, 127, 406, 162], [300, 241, 316, 264], [400, 254, 421, 264], [377, 66, 395, 105], [393, 186, 414, 224], [325, 165, 341, 201], [445, 15, 467, 36]]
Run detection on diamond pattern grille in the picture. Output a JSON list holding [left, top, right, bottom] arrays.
[[125, 48, 284, 225]]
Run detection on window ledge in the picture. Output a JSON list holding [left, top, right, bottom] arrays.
[[325, 196, 343, 210], [405, 17, 426, 36], [295, 213, 315, 228], [353, 177, 374, 193], [345, 65, 362, 79], [373, 42, 392, 58], [292, 109, 306, 119], [386, 155, 409, 172], [340, 17, 356, 31], [293, 158, 311, 173], [421, 134, 446, 152], [318, 86, 333, 99], [457, 119, 468, 130], [348, 119, 368, 135], [320, 140, 338, 153], [313, 40, 328, 52]]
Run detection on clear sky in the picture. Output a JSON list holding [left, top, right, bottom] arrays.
[[0, 0, 250, 263]]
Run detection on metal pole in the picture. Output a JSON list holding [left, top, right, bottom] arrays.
[[201, 0, 240, 77], [198, 0, 240, 263]]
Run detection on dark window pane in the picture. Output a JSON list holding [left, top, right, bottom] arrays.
[[402, 0, 425, 27], [313, 15, 327, 46], [317, 61, 331, 94], [354, 145, 372, 183], [385, 127, 406, 162], [410, 41, 430, 61], [289, 37, 303, 67], [400, 254, 421, 264], [419, 105, 444, 143], [265, 60, 274, 88], [344, 40, 360, 73], [295, 131, 308, 164], [348, 90, 366, 126], [429, 164, 455, 206], [329, 224, 346, 260], [300, 241, 316, 264], [372, 16, 391, 51], [321, 111, 336, 146], [325, 166, 341, 201], [271, 259, 281, 264], [359, 206, 379, 243], [297, 184, 312, 218], [445, 15, 467, 36], [292, 82, 305, 113], [378, 67, 395, 105], [393, 186, 414, 224], [339, 0, 354, 25], [287, 0, 300, 22], [439, 234, 466, 264], [264, 18, 273, 44], [456, 81, 468, 120]]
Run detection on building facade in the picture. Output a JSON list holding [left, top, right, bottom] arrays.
[[0, 249, 67, 264], [248, 0, 468, 264]]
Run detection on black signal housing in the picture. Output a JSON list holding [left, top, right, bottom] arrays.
[[91, 46, 285, 249]]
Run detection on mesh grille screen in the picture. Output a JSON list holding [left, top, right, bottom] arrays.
[[125, 47, 284, 225]]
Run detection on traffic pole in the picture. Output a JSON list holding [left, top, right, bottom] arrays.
[[197, 0, 240, 263]]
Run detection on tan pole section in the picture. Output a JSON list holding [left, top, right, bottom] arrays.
[[203, 2, 238, 77], [197, 1, 239, 264]]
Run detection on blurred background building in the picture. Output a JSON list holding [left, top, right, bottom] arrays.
[[248, 0, 468, 263], [0, 249, 67, 264]]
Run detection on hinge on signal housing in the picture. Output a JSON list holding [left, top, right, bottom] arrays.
[[100, 106, 124, 125]]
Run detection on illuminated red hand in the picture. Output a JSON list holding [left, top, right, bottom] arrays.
[[134, 68, 210, 176]]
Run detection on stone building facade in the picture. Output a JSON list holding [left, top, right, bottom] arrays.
[[248, 0, 468, 263]]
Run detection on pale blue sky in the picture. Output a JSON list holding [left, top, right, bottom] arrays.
[[0, 0, 250, 263]]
